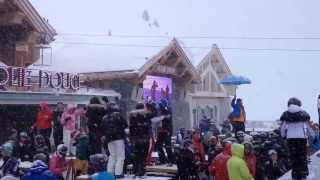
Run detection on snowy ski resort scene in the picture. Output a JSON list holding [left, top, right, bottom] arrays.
[[0, 0, 320, 179]]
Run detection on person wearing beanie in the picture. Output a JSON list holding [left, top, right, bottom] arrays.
[[280, 97, 312, 180], [90, 154, 115, 180], [155, 99, 174, 166], [0, 143, 20, 180], [74, 133, 90, 176], [129, 102, 153, 177], [22, 153, 57, 180], [176, 140, 199, 180], [264, 150, 288, 180], [49, 144, 70, 179], [12, 132, 34, 162], [86, 96, 107, 155], [34, 135, 50, 160], [101, 102, 127, 178]]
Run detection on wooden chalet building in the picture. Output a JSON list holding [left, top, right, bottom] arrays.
[[0, 0, 56, 67], [82, 40, 236, 130], [0, 0, 120, 143], [189, 45, 236, 127], [82, 39, 201, 131]]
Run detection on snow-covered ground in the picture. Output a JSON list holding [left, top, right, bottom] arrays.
[[77, 175, 170, 180], [122, 177, 170, 180], [278, 151, 320, 180]]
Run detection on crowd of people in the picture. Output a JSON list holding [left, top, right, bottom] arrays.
[[0, 96, 319, 180]]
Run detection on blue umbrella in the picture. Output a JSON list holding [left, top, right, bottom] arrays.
[[220, 75, 251, 85]]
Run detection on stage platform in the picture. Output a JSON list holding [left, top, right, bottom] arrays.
[[278, 150, 320, 180]]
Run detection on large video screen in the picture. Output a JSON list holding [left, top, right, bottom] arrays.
[[143, 75, 172, 107]]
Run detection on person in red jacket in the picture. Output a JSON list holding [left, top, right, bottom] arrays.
[[209, 141, 232, 180], [49, 144, 70, 179], [33, 102, 53, 149], [191, 130, 206, 163], [244, 142, 256, 178]]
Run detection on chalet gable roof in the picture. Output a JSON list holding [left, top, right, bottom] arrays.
[[194, 45, 236, 96], [139, 38, 201, 83], [197, 44, 232, 77], [82, 38, 201, 84], [13, 0, 57, 43]]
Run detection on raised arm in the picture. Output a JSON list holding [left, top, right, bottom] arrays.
[[231, 96, 237, 108]]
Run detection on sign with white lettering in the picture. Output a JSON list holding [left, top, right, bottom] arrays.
[[0, 66, 80, 90]]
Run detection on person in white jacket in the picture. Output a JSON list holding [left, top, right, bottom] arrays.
[[280, 97, 311, 180]]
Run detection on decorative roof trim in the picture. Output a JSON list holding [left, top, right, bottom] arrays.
[[14, 0, 57, 43], [138, 38, 201, 83], [196, 44, 232, 75]]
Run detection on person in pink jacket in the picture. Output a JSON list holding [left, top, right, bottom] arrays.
[[49, 144, 70, 179], [60, 104, 83, 155]]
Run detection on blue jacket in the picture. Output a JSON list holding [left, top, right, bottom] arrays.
[[21, 162, 57, 180], [231, 97, 241, 118], [91, 172, 115, 180], [199, 118, 210, 133]]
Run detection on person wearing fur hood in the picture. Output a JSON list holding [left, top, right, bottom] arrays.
[[86, 96, 107, 155], [280, 97, 312, 180]]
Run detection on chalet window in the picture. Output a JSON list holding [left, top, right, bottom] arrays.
[[196, 106, 202, 126], [192, 109, 197, 128], [209, 107, 214, 120], [205, 105, 213, 120], [202, 80, 206, 91], [214, 105, 218, 121], [210, 73, 216, 92]]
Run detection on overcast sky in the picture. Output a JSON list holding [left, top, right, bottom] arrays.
[[30, 0, 320, 122]]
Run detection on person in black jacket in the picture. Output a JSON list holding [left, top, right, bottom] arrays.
[[265, 150, 288, 180], [12, 132, 34, 162], [53, 102, 64, 149], [129, 102, 152, 177], [101, 102, 127, 179], [34, 134, 50, 160], [86, 96, 107, 155], [207, 136, 222, 163], [176, 140, 199, 180], [280, 97, 311, 180], [155, 99, 174, 166]]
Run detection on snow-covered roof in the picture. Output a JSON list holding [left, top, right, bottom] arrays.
[[80, 38, 201, 83], [13, 0, 56, 42], [138, 38, 200, 81], [34, 38, 201, 85], [196, 44, 232, 75], [31, 36, 174, 73]]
